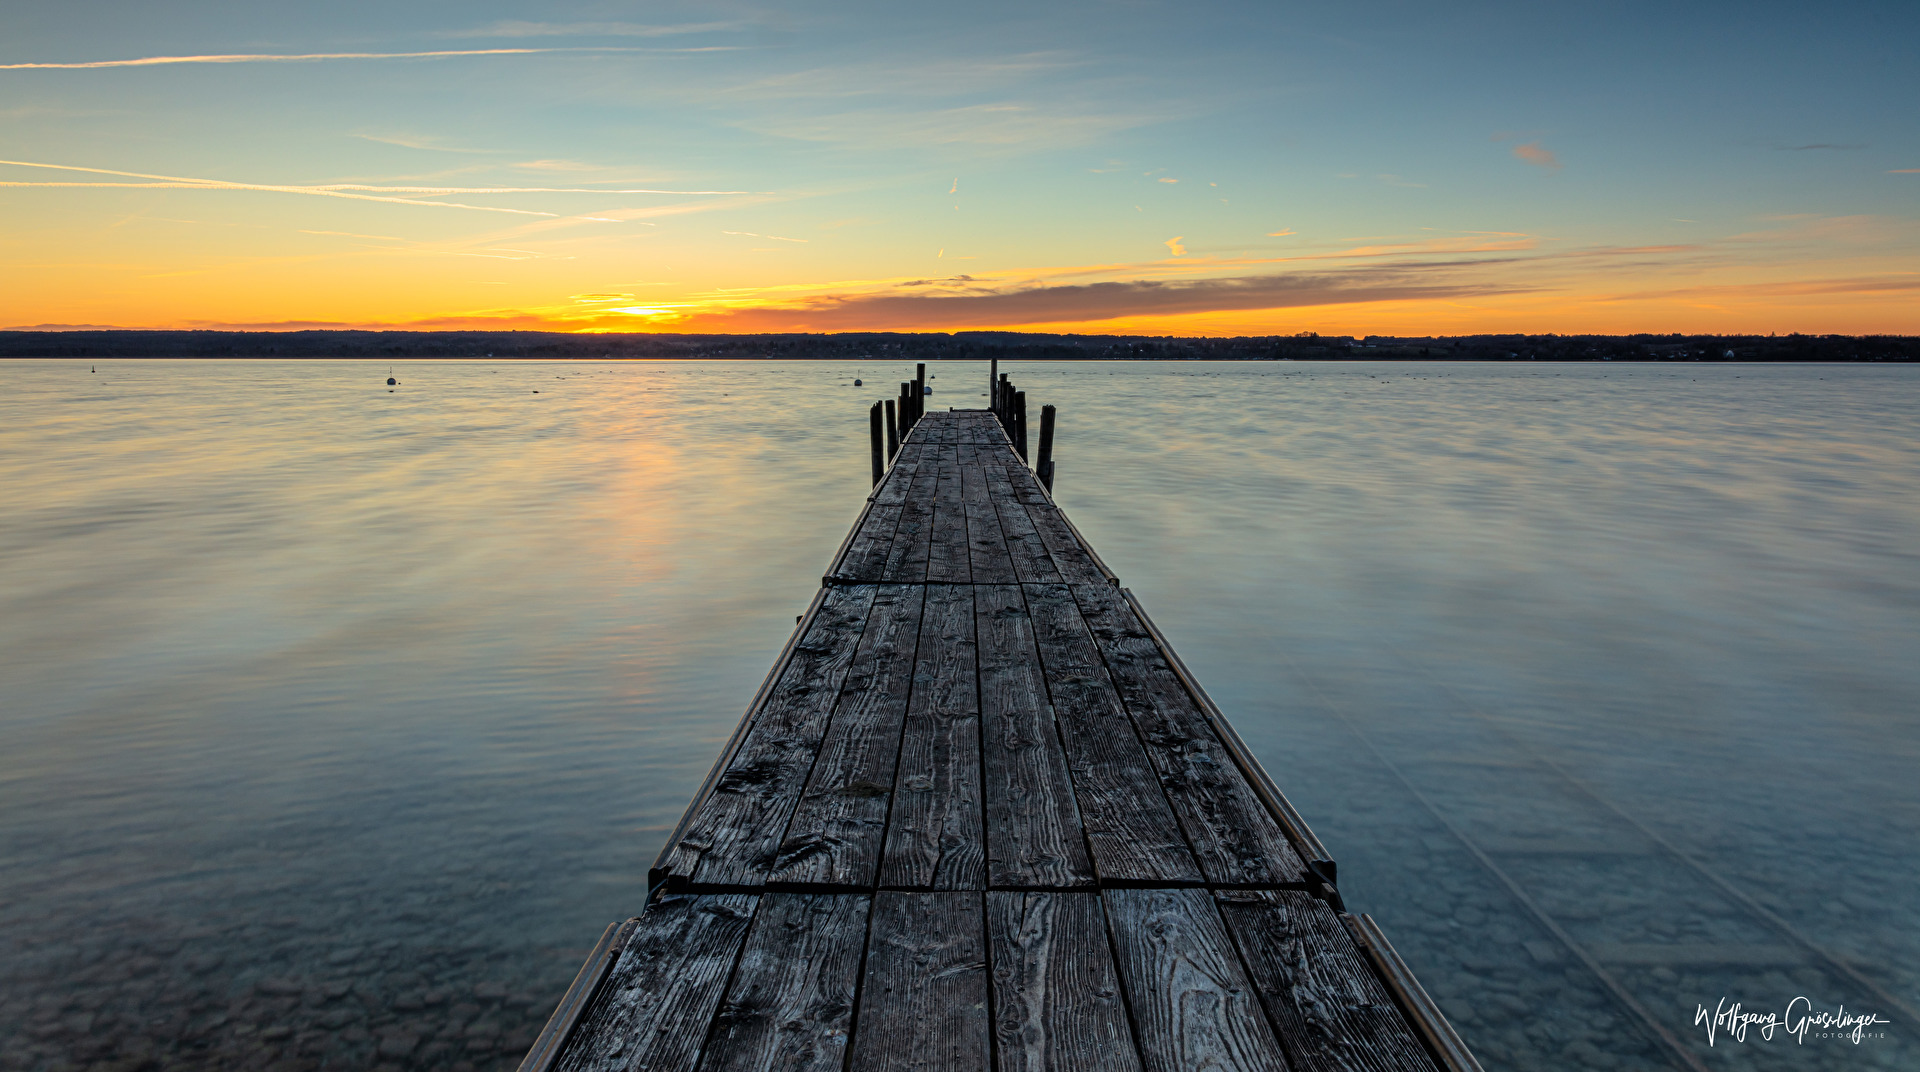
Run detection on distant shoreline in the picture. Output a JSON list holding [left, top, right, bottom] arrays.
[[1, 329, 1913, 362]]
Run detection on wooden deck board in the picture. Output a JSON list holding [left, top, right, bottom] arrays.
[[1072, 583, 1310, 888], [1217, 890, 1440, 1072], [772, 585, 925, 888], [849, 892, 991, 1072], [1104, 888, 1288, 1072], [988, 892, 1143, 1072], [699, 893, 869, 1072], [977, 584, 1095, 889], [660, 587, 878, 889], [880, 584, 985, 890], [554, 894, 757, 1072], [1022, 582, 1202, 886]]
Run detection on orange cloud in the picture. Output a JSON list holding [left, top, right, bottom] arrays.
[[1512, 142, 1562, 171]]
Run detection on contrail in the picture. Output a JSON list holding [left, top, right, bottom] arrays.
[[0, 46, 735, 70], [0, 159, 744, 216]]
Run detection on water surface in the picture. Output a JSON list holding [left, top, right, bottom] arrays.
[[2, 359, 1914, 1071]]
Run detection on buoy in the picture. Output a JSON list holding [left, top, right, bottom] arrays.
[[387, 377, 397, 385], [923, 385, 932, 395], [854, 378, 862, 386]]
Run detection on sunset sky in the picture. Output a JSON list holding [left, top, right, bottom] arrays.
[[3, 1, 1916, 336]]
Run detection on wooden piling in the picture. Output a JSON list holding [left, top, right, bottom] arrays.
[[989, 358, 998, 409], [1037, 404, 1057, 490], [1014, 390, 1029, 461], [884, 399, 899, 460], [870, 401, 885, 485]]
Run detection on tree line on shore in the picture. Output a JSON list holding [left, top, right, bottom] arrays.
[[1, 329, 1913, 362]]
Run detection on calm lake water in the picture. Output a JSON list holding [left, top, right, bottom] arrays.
[[2, 359, 1915, 1072]]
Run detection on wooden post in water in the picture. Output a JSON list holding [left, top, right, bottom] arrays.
[[1014, 390, 1029, 461], [915, 363, 926, 417], [898, 382, 912, 435], [870, 401, 885, 485], [989, 358, 998, 409], [1037, 404, 1057, 491], [884, 399, 899, 460]]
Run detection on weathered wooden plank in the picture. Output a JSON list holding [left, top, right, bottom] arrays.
[[699, 893, 870, 1072], [960, 446, 1018, 585], [1073, 584, 1309, 887], [880, 584, 985, 890], [849, 892, 991, 1072], [772, 585, 925, 888], [834, 502, 904, 583], [1003, 467, 1107, 585], [983, 463, 1064, 584], [987, 892, 1143, 1072], [927, 451, 973, 583], [882, 462, 939, 582], [1216, 890, 1438, 1072], [1023, 583, 1201, 886], [554, 894, 758, 1072], [976, 584, 1094, 889], [1104, 889, 1288, 1072], [661, 586, 879, 888]]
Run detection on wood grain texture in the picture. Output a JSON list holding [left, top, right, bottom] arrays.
[[773, 585, 925, 888], [960, 446, 1018, 584], [881, 462, 939, 582], [850, 892, 991, 1072], [983, 464, 1064, 584], [699, 893, 871, 1072], [1003, 467, 1107, 586], [1022, 583, 1201, 886], [661, 586, 878, 888], [1072, 584, 1308, 888], [975, 584, 1093, 889], [1215, 891, 1439, 1072], [555, 893, 758, 1072], [988, 892, 1143, 1072], [927, 451, 973, 583], [1104, 889, 1289, 1072], [880, 584, 985, 890]]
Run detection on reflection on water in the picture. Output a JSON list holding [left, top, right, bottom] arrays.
[[2, 359, 1915, 1071]]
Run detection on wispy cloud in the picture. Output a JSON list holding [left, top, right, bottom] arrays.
[[448, 20, 745, 39], [0, 159, 744, 218], [353, 133, 501, 155], [723, 230, 808, 242], [1512, 142, 1562, 171], [1164, 236, 1187, 256], [1266, 229, 1296, 237], [0, 47, 729, 70]]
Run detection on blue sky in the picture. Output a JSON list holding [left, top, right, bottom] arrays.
[[3, 1, 1915, 333]]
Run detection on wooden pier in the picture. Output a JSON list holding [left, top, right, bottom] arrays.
[[521, 400, 1480, 1072]]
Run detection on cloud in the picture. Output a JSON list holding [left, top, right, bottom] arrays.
[[653, 265, 1528, 332], [448, 21, 745, 39], [1891, 169, 1920, 174], [0, 47, 723, 70], [0, 159, 743, 218], [354, 133, 501, 154], [1158, 177, 1179, 184], [1512, 142, 1562, 171], [1165, 236, 1187, 256], [1266, 229, 1296, 237]]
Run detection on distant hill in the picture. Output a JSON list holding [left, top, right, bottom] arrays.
[[0, 329, 1912, 361]]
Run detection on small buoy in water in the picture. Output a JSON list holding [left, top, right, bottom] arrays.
[[923, 385, 932, 395], [90, 366, 96, 373], [387, 376, 397, 386], [854, 378, 862, 386], [533, 390, 540, 393]]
